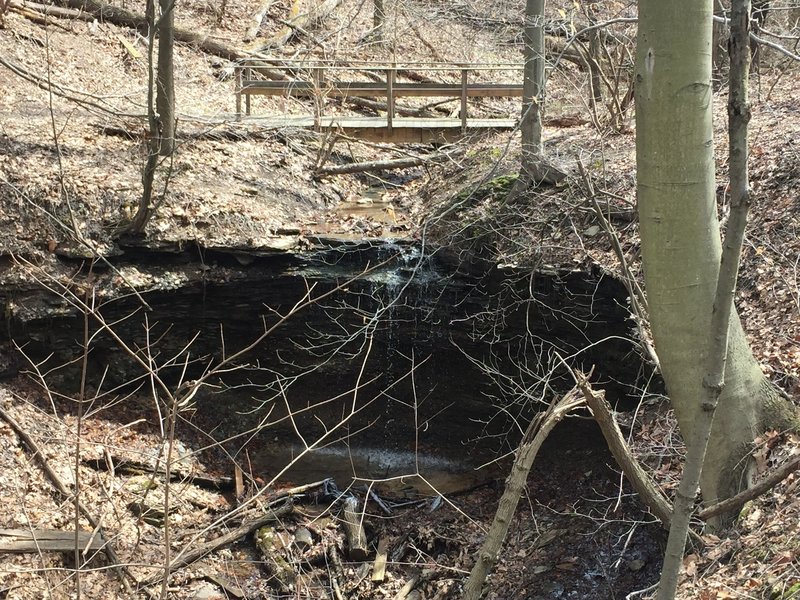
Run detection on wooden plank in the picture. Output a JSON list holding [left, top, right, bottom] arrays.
[[460, 70, 469, 131], [240, 80, 523, 99], [0, 529, 105, 553], [371, 536, 389, 582], [341, 497, 368, 561]]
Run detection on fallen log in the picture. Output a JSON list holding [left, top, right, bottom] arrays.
[[82, 456, 234, 491], [316, 152, 455, 176], [0, 529, 106, 553], [8, 1, 77, 28], [11, 0, 90, 21], [248, 0, 341, 52], [244, 0, 275, 41], [52, 0, 246, 61]]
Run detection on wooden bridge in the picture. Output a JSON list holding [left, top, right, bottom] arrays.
[[234, 61, 524, 143]]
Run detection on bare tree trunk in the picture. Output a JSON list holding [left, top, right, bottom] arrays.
[[585, 1, 603, 105], [750, 0, 769, 72], [712, 0, 731, 79], [373, 0, 386, 44], [508, 0, 565, 193], [654, 3, 753, 597], [156, 0, 175, 156], [636, 0, 798, 527], [128, 0, 161, 235], [520, 0, 544, 171]]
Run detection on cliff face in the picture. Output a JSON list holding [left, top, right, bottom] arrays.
[[1, 236, 651, 467]]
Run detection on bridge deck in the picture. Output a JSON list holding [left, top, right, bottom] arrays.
[[239, 115, 518, 143]]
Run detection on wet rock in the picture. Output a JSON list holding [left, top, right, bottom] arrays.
[[192, 582, 224, 600], [294, 526, 313, 549]]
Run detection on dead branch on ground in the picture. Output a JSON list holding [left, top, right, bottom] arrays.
[[698, 454, 800, 520], [244, 0, 274, 41], [315, 151, 459, 176]]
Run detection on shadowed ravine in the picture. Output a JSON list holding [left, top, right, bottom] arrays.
[[2, 239, 653, 492]]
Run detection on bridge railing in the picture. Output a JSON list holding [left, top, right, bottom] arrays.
[[234, 60, 523, 131]]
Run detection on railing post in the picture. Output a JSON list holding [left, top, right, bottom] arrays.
[[312, 67, 323, 129], [245, 66, 252, 116], [386, 68, 395, 132], [461, 68, 469, 132], [235, 66, 242, 120]]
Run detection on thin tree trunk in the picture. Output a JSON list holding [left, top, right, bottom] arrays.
[[508, 0, 566, 194], [712, 1, 730, 78], [156, 0, 175, 156], [520, 0, 544, 172], [373, 0, 385, 44], [585, 1, 603, 105], [462, 391, 583, 600], [128, 0, 160, 235]]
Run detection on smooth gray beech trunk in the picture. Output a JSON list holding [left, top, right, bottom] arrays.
[[654, 1, 754, 597], [635, 0, 798, 523]]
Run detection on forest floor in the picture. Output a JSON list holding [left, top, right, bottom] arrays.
[[1, 0, 800, 598]]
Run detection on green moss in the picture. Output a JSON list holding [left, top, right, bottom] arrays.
[[772, 581, 800, 599], [454, 173, 519, 204], [736, 500, 754, 524]]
